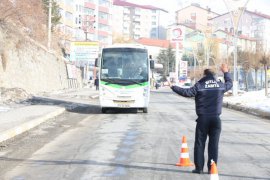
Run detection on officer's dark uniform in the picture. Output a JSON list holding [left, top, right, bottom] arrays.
[[171, 71, 232, 172]]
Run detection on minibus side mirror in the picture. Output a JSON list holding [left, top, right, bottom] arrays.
[[149, 55, 154, 69], [150, 60, 155, 69]]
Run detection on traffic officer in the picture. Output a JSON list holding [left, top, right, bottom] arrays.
[[168, 64, 233, 174]]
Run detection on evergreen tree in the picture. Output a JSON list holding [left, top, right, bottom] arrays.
[[42, 0, 61, 31], [157, 45, 175, 79]]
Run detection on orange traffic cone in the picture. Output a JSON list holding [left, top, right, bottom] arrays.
[[210, 160, 219, 180], [176, 136, 194, 166]]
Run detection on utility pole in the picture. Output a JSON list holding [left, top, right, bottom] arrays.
[[47, 0, 52, 50], [175, 42, 180, 83]]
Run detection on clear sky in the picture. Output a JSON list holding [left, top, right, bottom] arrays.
[[131, 0, 269, 15]]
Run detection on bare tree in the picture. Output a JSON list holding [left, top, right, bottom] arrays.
[[250, 52, 263, 90], [260, 52, 270, 96], [157, 45, 175, 80], [238, 50, 253, 91], [207, 37, 222, 72], [112, 32, 134, 44]]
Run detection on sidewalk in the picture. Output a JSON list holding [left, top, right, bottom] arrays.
[[0, 105, 65, 143], [0, 87, 99, 144]]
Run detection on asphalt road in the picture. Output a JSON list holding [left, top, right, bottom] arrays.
[[0, 88, 270, 180]]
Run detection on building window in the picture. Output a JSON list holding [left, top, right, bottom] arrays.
[[191, 13, 196, 20], [152, 10, 156, 13], [65, 12, 73, 21], [99, 24, 109, 31], [84, 7, 94, 15], [99, 12, 109, 19], [258, 25, 265, 30], [134, 34, 140, 39], [151, 33, 156, 37], [99, 0, 109, 6], [135, 8, 140, 13], [59, 8, 64, 17], [66, 0, 74, 3], [230, 27, 234, 33], [152, 22, 156, 26], [80, 5, 83, 12]]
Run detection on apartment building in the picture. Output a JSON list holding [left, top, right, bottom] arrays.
[[214, 29, 256, 59], [175, 3, 219, 32], [56, 0, 112, 46], [57, 0, 76, 40], [210, 10, 270, 52], [112, 0, 168, 41]]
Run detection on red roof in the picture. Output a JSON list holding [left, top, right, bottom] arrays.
[[239, 34, 256, 41], [136, 38, 178, 49], [113, 0, 168, 13], [210, 9, 270, 20], [246, 10, 270, 20]]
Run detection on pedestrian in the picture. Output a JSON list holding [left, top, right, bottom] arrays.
[[168, 64, 232, 174], [94, 77, 99, 90], [155, 81, 159, 90]]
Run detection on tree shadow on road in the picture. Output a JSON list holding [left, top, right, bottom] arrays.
[[27, 96, 146, 115], [26, 96, 101, 114]]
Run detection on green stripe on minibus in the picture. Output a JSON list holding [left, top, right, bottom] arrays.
[[100, 81, 149, 89]]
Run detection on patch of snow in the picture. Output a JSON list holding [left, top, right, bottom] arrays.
[[224, 89, 270, 113], [0, 106, 10, 112]]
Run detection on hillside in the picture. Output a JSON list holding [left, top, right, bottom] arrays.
[[0, 0, 82, 104]]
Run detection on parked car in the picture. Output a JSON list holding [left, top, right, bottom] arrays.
[[181, 82, 191, 88]]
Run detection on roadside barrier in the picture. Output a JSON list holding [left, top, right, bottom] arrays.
[[176, 136, 194, 167]]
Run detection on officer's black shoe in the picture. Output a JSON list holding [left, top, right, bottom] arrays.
[[192, 169, 203, 174]]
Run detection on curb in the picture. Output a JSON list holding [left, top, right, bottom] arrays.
[[0, 108, 66, 143], [91, 95, 99, 99], [223, 102, 270, 120]]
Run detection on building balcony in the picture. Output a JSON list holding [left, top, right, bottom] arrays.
[[134, 17, 140, 22], [85, 2, 96, 10], [58, 2, 65, 9], [134, 30, 140, 34], [65, 5, 74, 13], [99, 6, 109, 13], [99, 18, 108, 25], [66, 20, 75, 28], [123, 9, 130, 14], [83, 15, 96, 22], [98, 30, 109, 37], [81, 26, 95, 34]]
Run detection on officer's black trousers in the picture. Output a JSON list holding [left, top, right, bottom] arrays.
[[194, 116, 221, 171]]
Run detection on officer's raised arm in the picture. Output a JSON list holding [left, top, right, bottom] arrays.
[[220, 64, 233, 92]]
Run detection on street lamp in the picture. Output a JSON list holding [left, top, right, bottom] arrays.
[[198, 31, 209, 68], [185, 30, 205, 83], [222, 0, 250, 96]]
